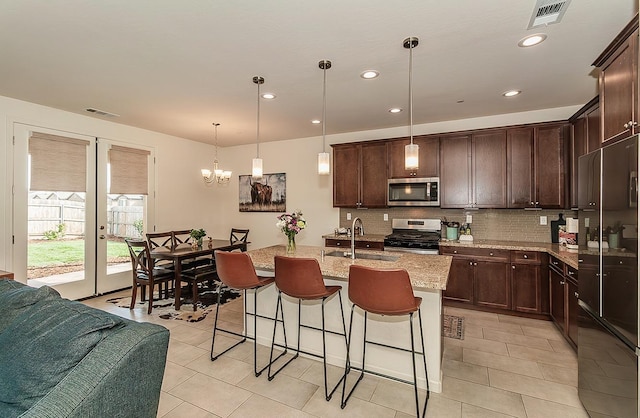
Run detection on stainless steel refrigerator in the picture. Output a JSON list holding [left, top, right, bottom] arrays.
[[578, 134, 639, 417]]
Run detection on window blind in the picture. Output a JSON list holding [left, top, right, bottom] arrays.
[[29, 132, 89, 192], [109, 145, 150, 195]]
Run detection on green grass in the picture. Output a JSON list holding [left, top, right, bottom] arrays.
[[28, 239, 130, 267]]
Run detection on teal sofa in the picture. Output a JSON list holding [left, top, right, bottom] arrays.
[[0, 279, 169, 418]]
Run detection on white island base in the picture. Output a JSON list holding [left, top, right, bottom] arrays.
[[243, 273, 444, 393]]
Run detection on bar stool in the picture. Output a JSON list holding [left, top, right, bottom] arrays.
[[341, 264, 428, 418], [212, 250, 282, 377], [268, 256, 348, 401]]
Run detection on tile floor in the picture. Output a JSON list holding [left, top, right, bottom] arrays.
[[84, 291, 589, 417]]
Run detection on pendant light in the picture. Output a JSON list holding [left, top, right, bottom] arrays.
[[317, 60, 332, 175], [252, 76, 264, 179], [201, 122, 232, 185], [404, 37, 419, 170]]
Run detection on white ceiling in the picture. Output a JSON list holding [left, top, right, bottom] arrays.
[[0, 1, 636, 146]]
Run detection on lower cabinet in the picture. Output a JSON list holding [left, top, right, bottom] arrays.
[[549, 255, 578, 349], [441, 246, 549, 316]]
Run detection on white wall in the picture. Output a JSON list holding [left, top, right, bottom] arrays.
[[0, 92, 582, 271]]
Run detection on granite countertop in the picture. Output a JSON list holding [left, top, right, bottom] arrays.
[[322, 233, 387, 243], [247, 245, 452, 291], [439, 239, 581, 269]]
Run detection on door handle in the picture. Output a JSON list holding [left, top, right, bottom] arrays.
[[99, 235, 106, 239]]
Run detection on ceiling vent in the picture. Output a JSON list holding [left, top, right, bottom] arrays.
[[527, 0, 571, 29], [85, 107, 120, 118]]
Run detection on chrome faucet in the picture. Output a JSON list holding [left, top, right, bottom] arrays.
[[351, 217, 364, 260]]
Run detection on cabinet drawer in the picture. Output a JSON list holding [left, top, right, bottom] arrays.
[[440, 246, 509, 261], [511, 250, 541, 264], [566, 264, 578, 280], [355, 241, 384, 251], [549, 255, 565, 274], [325, 239, 349, 247]]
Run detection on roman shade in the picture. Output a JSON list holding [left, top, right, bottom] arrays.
[[29, 132, 89, 192], [109, 145, 150, 195]]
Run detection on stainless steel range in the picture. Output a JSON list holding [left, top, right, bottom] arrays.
[[383, 218, 441, 254]]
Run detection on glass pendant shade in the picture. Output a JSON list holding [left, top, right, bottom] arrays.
[[252, 158, 263, 178], [318, 152, 330, 175], [405, 142, 419, 170]]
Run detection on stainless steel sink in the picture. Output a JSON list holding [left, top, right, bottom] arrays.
[[324, 250, 399, 262]]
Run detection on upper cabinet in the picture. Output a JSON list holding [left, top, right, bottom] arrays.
[[570, 97, 600, 208], [332, 142, 387, 208], [507, 124, 569, 209], [440, 130, 507, 209], [387, 135, 439, 178], [593, 14, 639, 143]]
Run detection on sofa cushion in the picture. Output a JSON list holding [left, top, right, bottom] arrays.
[[0, 298, 123, 416], [0, 282, 60, 333]]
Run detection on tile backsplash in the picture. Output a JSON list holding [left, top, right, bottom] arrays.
[[338, 208, 577, 243]]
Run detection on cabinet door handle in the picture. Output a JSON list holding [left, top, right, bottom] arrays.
[[552, 261, 558, 265], [512, 265, 516, 269], [336, 242, 341, 246], [453, 250, 458, 254], [365, 244, 370, 248], [560, 280, 565, 285], [523, 254, 528, 259], [574, 292, 579, 298], [489, 252, 494, 256], [473, 262, 478, 266], [469, 261, 473, 266], [535, 201, 539, 205], [568, 271, 574, 276]]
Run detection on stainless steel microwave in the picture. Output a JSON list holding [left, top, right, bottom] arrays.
[[387, 177, 440, 206]]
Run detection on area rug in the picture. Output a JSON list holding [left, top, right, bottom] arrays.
[[443, 314, 464, 340], [107, 283, 241, 323]]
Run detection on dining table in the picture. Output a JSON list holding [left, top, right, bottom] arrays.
[[150, 239, 247, 310]]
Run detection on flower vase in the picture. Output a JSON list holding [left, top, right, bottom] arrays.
[[197, 238, 203, 248], [286, 234, 296, 254]]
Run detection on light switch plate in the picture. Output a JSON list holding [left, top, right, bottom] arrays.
[[347, 212, 352, 221], [466, 215, 472, 224], [384, 213, 389, 221], [540, 216, 547, 225]]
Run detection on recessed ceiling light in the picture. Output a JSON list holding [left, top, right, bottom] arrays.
[[361, 70, 379, 79], [503, 90, 521, 97], [518, 33, 547, 47], [389, 108, 403, 113], [261, 93, 276, 99], [311, 119, 321, 124]]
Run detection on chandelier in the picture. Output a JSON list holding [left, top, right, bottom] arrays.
[[201, 122, 232, 185]]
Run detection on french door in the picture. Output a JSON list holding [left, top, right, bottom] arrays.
[[13, 123, 154, 300]]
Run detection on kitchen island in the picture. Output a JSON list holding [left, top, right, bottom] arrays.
[[246, 245, 452, 392]]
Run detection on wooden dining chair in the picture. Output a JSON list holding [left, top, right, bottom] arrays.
[[229, 228, 250, 251], [125, 239, 174, 314], [146, 232, 175, 298], [171, 230, 194, 250]]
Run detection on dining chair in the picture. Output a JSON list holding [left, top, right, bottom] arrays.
[[341, 264, 428, 417], [146, 231, 175, 298], [212, 250, 283, 377], [125, 239, 174, 314], [268, 256, 348, 401], [229, 228, 250, 251]]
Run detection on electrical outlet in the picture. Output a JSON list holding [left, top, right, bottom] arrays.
[[540, 216, 547, 226], [466, 215, 472, 224], [347, 212, 352, 221], [584, 217, 590, 227], [384, 213, 389, 221]]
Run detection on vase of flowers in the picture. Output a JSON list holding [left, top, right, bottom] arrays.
[[189, 228, 207, 248], [276, 211, 306, 254]]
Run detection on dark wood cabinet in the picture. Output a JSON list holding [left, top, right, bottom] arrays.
[[474, 260, 511, 310], [593, 15, 639, 143], [570, 98, 600, 208], [577, 150, 601, 211], [511, 251, 548, 314], [332, 142, 387, 208], [440, 131, 506, 208], [387, 135, 439, 178], [324, 238, 384, 251], [507, 124, 568, 209], [440, 134, 471, 208], [444, 256, 474, 303], [549, 263, 566, 333], [441, 247, 511, 311], [549, 255, 578, 350]]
